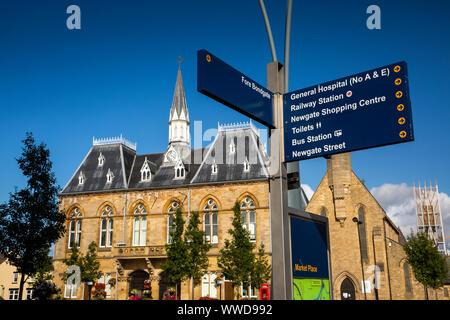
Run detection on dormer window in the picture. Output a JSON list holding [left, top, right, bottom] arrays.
[[106, 168, 114, 183], [229, 140, 236, 154], [174, 161, 185, 179], [98, 152, 105, 167], [211, 160, 218, 175], [78, 171, 86, 185], [140, 157, 151, 182], [243, 157, 250, 172]]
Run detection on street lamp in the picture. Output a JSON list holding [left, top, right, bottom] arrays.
[[352, 217, 367, 300]]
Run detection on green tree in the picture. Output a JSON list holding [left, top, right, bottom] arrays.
[[63, 241, 102, 300], [31, 246, 54, 283], [218, 201, 271, 299], [184, 211, 211, 299], [30, 246, 60, 300], [403, 232, 448, 299], [62, 246, 83, 282], [0, 132, 66, 300], [251, 243, 272, 291], [161, 207, 189, 298]]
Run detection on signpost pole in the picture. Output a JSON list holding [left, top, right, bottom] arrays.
[[267, 61, 292, 300], [282, 0, 306, 210]]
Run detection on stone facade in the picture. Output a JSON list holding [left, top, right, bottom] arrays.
[[53, 181, 270, 300], [306, 153, 450, 300], [52, 67, 274, 300]]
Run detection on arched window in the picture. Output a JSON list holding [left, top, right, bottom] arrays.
[[68, 207, 82, 249], [132, 203, 147, 247], [240, 196, 256, 242], [358, 206, 369, 262], [167, 201, 179, 244], [203, 198, 218, 244], [403, 262, 413, 293], [99, 205, 114, 248]]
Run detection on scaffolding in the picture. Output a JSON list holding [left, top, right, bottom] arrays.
[[414, 181, 447, 255]]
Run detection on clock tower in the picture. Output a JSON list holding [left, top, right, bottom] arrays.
[[166, 65, 191, 163]]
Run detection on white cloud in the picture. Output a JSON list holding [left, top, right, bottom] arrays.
[[301, 184, 315, 201], [371, 183, 450, 251]]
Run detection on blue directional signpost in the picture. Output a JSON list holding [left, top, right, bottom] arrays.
[[197, 47, 414, 301], [283, 62, 414, 162], [197, 49, 275, 128]]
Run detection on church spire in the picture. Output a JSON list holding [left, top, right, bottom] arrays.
[[168, 61, 190, 146], [169, 62, 189, 123]]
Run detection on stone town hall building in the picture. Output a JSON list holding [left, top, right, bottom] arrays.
[[52, 68, 271, 300]]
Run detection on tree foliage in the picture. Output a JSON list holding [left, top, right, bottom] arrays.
[[161, 207, 190, 297], [0, 132, 66, 299], [218, 201, 271, 298], [403, 232, 448, 292], [184, 211, 211, 297], [31, 246, 54, 283], [63, 241, 102, 284], [251, 243, 271, 290]]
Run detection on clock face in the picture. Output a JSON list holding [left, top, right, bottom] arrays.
[[166, 150, 177, 162]]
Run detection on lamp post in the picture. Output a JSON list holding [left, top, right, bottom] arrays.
[[352, 217, 367, 300]]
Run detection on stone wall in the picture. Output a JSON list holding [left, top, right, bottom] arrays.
[[53, 180, 270, 300]]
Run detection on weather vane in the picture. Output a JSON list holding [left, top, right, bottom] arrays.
[[177, 56, 183, 68]]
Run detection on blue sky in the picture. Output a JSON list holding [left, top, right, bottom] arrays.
[[1, 1, 449, 243]]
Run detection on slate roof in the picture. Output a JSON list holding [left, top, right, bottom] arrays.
[[190, 127, 269, 184], [61, 125, 269, 195], [61, 67, 271, 196]]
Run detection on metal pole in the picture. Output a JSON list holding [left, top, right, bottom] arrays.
[[284, 0, 293, 91], [283, 0, 305, 210], [258, 0, 278, 62], [267, 61, 291, 300]]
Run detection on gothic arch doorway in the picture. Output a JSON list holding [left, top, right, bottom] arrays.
[[129, 270, 149, 296], [340, 277, 356, 300]]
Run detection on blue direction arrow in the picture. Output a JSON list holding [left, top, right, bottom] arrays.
[[197, 49, 274, 128], [284, 61, 414, 162]]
